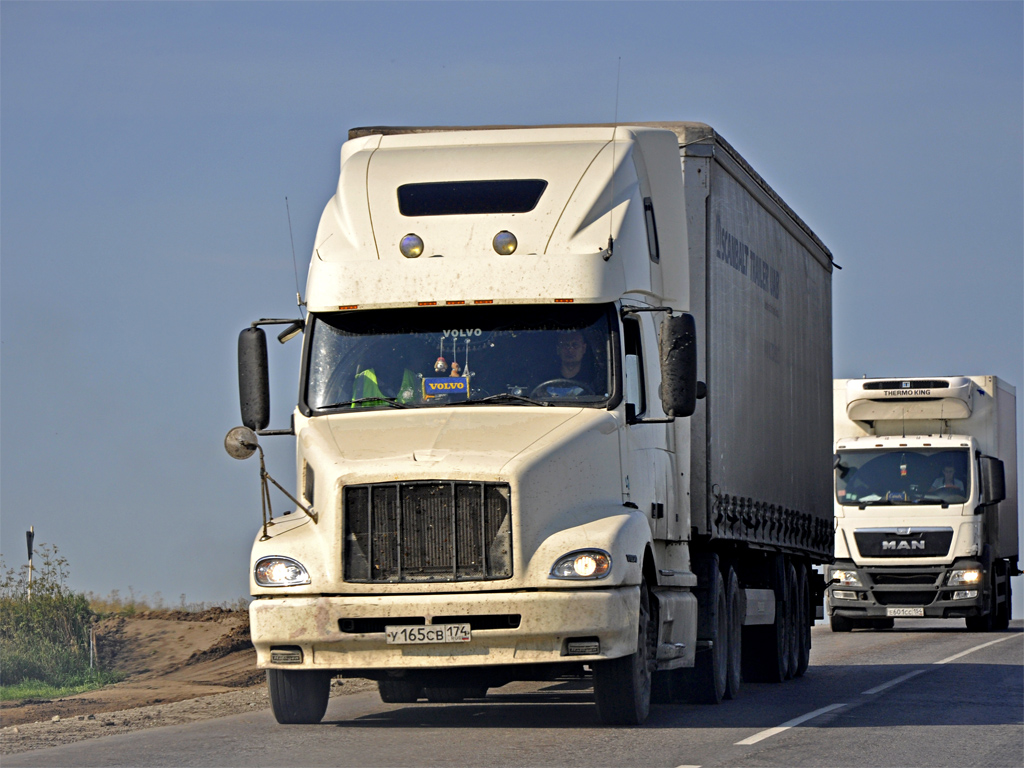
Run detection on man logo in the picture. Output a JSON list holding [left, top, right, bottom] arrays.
[[882, 540, 926, 551]]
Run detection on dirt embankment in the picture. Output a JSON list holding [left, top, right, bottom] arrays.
[[0, 608, 374, 755]]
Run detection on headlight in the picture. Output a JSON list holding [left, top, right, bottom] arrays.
[[831, 569, 863, 587], [254, 556, 311, 587], [550, 549, 612, 580], [947, 569, 982, 586]]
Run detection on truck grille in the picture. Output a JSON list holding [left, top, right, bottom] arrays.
[[343, 481, 512, 582], [854, 529, 953, 558]]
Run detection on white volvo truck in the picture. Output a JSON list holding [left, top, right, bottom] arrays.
[[829, 376, 1018, 632], [226, 123, 835, 725]]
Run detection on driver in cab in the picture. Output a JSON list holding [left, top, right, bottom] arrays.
[[532, 330, 599, 398]]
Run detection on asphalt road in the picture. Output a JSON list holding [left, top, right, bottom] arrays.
[[7, 620, 1022, 768]]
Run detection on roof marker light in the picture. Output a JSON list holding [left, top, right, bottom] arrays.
[[493, 231, 517, 255], [400, 234, 424, 258]]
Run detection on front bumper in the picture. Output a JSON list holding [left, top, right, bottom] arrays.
[[249, 587, 639, 671], [827, 560, 986, 619]]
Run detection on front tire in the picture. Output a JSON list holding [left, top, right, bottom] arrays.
[[268, 669, 332, 724], [594, 581, 655, 725]]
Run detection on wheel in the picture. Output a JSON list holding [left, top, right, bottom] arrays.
[[267, 669, 332, 724], [785, 562, 800, 679], [966, 571, 998, 632], [594, 581, 655, 724], [529, 378, 594, 398], [744, 558, 792, 682], [724, 566, 743, 699], [994, 576, 1011, 631], [378, 679, 422, 703], [794, 562, 811, 677], [830, 613, 854, 632], [683, 568, 728, 704]]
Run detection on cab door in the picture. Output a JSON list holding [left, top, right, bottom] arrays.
[[620, 312, 676, 541]]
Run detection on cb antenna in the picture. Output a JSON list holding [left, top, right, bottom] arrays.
[[286, 197, 306, 317], [604, 57, 622, 262]]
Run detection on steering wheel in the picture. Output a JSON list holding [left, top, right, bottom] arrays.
[[529, 378, 594, 398]]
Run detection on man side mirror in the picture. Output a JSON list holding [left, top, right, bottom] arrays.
[[978, 456, 1006, 506]]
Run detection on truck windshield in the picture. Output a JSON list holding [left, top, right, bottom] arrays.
[[305, 304, 616, 412], [835, 448, 971, 506]]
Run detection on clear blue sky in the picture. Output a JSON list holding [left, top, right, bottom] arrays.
[[2, 1, 1021, 604]]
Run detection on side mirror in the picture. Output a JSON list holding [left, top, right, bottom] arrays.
[[658, 313, 698, 418], [238, 327, 270, 431], [224, 426, 259, 460], [979, 456, 1006, 506]]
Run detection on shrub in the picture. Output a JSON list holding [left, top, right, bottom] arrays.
[[0, 544, 115, 689]]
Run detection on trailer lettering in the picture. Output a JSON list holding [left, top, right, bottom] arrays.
[[715, 215, 782, 300]]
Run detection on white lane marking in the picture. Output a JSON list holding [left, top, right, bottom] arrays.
[[862, 634, 1020, 694], [733, 633, 1019, 748], [935, 634, 1017, 665], [734, 703, 847, 746], [862, 669, 928, 695]]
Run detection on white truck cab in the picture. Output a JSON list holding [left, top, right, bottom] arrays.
[[228, 123, 835, 725], [829, 376, 1018, 631]]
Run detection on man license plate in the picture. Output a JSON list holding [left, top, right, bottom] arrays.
[[385, 624, 471, 645], [886, 607, 924, 617]]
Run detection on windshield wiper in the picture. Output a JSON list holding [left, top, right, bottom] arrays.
[[343, 397, 410, 409], [464, 393, 551, 407], [916, 496, 951, 509]]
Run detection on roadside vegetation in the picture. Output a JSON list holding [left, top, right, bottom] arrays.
[[0, 545, 123, 700]]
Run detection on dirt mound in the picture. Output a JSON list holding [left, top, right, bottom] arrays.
[[0, 609, 261, 729]]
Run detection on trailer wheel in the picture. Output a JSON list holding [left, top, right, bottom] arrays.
[[785, 562, 800, 679], [267, 669, 332, 724], [378, 679, 422, 703], [724, 566, 743, 699], [794, 562, 810, 677], [594, 581, 655, 724]]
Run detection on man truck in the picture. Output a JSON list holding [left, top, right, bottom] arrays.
[[226, 122, 835, 725], [829, 376, 1018, 631]]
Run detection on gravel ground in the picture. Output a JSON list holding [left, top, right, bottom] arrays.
[[0, 678, 377, 756]]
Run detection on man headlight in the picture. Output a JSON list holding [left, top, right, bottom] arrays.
[[831, 568, 863, 587]]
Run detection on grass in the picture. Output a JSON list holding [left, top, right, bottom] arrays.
[[1, 544, 249, 702], [0, 544, 123, 698], [0, 673, 124, 702]]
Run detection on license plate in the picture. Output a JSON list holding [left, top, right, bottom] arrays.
[[385, 624, 471, 645], [886, 607, 924, 617]]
